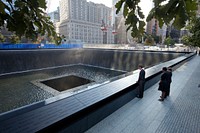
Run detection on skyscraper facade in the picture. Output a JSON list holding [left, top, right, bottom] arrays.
[[146, 1, 167, 44], [58, 0, 114, 44], [48, 7, 60, 23]]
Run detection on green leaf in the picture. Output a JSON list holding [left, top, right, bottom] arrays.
[[125, 0, 134, 8], [125, 13, 138, 26], [126, 25, 132, 32], [173, 1, 188, 29], [38, 0, 47, 9], [146, 8, 155, 22], [164, 0, 179, 14], [139, 21, 145, 32], [14, 1, 24, 8], [115, 0, 125, 14], [29, 0, 39, 8], [0, 1, 5, 14], [34, 20, 42, 29], [137, 6, 144, 19], [185, 0, 198, 11], [157, 17, 164, 28], [153, 0, 167, 6], [185, 0, 198, 17], [123, 3, 129, 18]]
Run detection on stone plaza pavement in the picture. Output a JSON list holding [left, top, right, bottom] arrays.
[[85, 55, 200, 133]]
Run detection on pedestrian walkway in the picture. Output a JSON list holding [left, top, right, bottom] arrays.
[[85, 55, 200, 133]]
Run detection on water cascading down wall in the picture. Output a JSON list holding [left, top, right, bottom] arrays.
[[0, 49, 183, 75]]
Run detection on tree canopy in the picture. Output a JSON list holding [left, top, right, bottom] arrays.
[[181, 17, 200, 47], [144, 35, 155, 45], [0, 0, 62, 44], [0, 32, 5, 42], [164, 37, 175, 46], [115, 0, 198, 39]]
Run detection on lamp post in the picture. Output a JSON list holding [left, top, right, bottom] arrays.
[[112, 24, 117, 44], [101, 20, 107, 44]]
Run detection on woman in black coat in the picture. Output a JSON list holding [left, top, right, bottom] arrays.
[[158, 67, 168, 101]]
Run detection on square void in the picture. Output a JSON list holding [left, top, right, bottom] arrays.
[[41, 75, 93, 92]]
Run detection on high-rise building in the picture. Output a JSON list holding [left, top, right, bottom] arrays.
[[146, 18, 158, 35], [146, 1, 162, 36], [146, 1, 168, 44], [58, 0, 114, 44], [48, 7, 60, 23]]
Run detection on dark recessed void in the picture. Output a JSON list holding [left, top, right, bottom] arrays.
[[42, 75, 93, 92]]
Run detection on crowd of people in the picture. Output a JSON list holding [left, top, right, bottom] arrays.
[[136, 65, 172, 101], [158, 67, 172, 101]]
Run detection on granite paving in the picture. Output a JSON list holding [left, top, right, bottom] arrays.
[[85, 55, 200, 133]]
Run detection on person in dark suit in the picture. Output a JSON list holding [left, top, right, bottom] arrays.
[[165, 67, 172, 97], [158, 67, 168, 101], [137, 65, 145, 98]]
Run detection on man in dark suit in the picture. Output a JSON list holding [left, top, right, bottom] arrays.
[[137, 65, 145, 98]]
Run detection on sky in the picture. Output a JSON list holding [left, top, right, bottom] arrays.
[[47, 0, 153, 19]]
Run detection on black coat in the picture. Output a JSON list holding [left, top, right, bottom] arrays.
[[158, 72, 168, 91], [138, 69, 145, 83]]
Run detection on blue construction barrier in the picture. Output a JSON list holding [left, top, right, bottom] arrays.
[[0, 43, 83, 49]]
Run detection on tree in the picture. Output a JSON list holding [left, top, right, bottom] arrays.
[[10, 34, 20, 44], [181, 35, 192, 46], [181, 17, 200, 47], [115, 0, 198, 39], [152, 35, 160, 44], [164, 37, 175, 47], [0, 0, 62, 44], [145, 35, 155, 45], [0, 33, 5, 42], [187, 17, 200, 47]]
